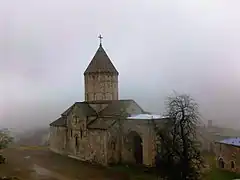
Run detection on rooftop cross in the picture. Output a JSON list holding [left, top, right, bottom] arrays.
[[98, 34, 103, 45]]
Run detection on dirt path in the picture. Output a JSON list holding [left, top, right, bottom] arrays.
[[32, 164, 69, 180], [0, 147, 114, 180]]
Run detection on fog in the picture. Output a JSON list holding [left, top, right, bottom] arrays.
[[0, 0, 240, 129]]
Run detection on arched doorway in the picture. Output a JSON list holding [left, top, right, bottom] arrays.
[[127, 131, 143, 164], [218, 158, 225, 168]]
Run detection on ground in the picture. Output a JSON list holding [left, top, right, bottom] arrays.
[[0, 146, 153, 180], [0, 147, 240, 180]]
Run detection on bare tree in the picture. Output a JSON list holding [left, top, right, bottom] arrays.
[[154, 93, 204, 180]]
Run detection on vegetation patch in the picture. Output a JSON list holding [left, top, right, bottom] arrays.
[[204, 167, 240, 180], [18, 145, 47, 151], [106, 165, 156, 180]]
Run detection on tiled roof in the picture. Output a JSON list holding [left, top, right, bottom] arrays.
[[87, 100, 144, 129], [98, 99, 144, 116], [49, 117, 66, 127], [84, 44, 118, 75], [61, 102, 97, 117], [218, 137, 240, 147], [50, 99, 145, 129]]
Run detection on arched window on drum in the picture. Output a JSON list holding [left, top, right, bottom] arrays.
[[106, 93, 112, 100], [96, 93, 102, 100]]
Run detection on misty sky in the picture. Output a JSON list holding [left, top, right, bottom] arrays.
[[1, 0, 240, 129]]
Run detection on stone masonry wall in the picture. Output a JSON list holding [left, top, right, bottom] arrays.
[[215, 142, 240, 173], [107, 124, 119, 164], [67, 128, 108, 165], [84, 73, 118, 101], [49, 126, 67, 154], [103, 117, 157, 166], [122, 119, 156, 166]]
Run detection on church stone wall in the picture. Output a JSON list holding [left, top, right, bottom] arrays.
[[60, 105, 107, 165], [67, 129, 108, 165], [49, 126, 67, 154], [215, 142, 240, 173], [49, 118, 158, 167], [106, 118, 156, 166], [104, 101, 156, 166], [106, 122, 122, 164], [122, 119, 156, 166], [84, 73, 118, 101]]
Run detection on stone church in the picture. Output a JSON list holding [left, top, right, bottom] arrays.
[[49, 38, 165, 166]]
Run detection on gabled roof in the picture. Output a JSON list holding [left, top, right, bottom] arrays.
[[50, 117, 66, 127], [84, 44, 118, 75], [50, 99, 145, 129], [61, 102, 97, 117], [98, 99, 144, 116]]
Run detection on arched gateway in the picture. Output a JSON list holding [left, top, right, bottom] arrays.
[[127, 131, 143, 164]]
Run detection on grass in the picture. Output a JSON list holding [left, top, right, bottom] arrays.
[[17, 145, 47, 150], [106, 153, 240, 180], [205, 168, 240, 180], [107, 165, 156, 180]]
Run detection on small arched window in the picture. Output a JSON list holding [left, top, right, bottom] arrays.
[[231, 161, 235, 169], [80, 129, 83, 139], [75, 136, 78, 147], [96, 93, 102, 100], [111, 140, 116, 150]]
